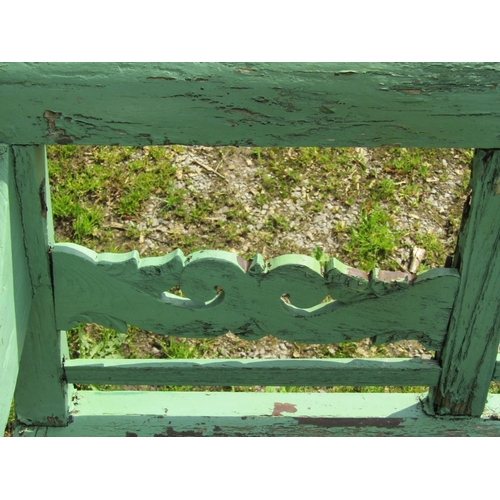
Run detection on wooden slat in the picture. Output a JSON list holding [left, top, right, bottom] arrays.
[[15, 391, 500, 437], [52, 243, 459, 350], [0, 146, 32, 434], [12, 146, 72, 427], [428, 150, 500, 416], [64, 357, 441, 387], [1, 62, 500, 147]]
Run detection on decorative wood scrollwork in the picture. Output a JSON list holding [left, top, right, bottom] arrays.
[[53, 243, 459, 349]]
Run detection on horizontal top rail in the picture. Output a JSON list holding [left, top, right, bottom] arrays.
[[1, 62, 500, 148]]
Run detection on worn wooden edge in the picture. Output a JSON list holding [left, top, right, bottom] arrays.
[[14, 391, 500, 437], [0, 146, 32, 434], [63, 357, 441, 387], [2, 62, 500, 147]]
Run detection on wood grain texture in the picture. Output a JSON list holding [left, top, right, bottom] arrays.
[[11, 146, 72, 427], [0, 146, 32, 434], [52, 243, 460, 349], [1, 63, 500, 147], [64, 357, 441, 387], [15, 391, 500, 437], [428, 150, 500, 416]]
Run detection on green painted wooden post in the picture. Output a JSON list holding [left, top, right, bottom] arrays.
[[12, 146, 72, 427], [0, 146, 33, 432], [427, 149, 500, 416]]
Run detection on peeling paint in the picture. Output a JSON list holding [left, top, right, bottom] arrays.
[[226, 108, 267, 118], [376, 270, 415, 283], [155, 427, 204, 437], [146, 76, 176, 81], [272, 402, 297, 416], [43, 110, 74, 144], [347, 267, 369, 279], [46, 415, 65, 427], [39, 178, 47, 218], [294, 417, 404, 428]]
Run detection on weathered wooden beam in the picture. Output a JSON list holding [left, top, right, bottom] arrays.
[[1, 63, 500, 147], [0, 146, 32, 434], [428, 149, 500, 416], [12, 146, 73, 427], [52, 244, 460, 349], [64, 357, 441, 387], [15, 391, 500, 437]]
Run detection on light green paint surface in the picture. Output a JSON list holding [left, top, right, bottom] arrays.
[[0, 146, 32, 433], [428, 150, 500, 416], [64, 357, 441, 387], [53, 243, 459, 349], [15, 391, 500, 437], [1, 63, 500, 147]]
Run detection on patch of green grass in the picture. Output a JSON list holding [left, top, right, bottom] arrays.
[[265, 213, 290, 232], [490, 382, 500, 394], [161, 187, 188, 217], [382, 148, 430, 178], [47, 145, 179, 243], [372, 178, 396, 201], [414, 231, 447, 269], [263, 384, 427, 394], [159, 337, 209, 359], [68, 324, 126, 359], [345, 203, 400, 271], [73, 204, 105, 242], [4, 401, 15, 437]]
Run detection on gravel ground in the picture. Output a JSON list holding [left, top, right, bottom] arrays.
[[104, 146, 470, 361], [131, 146, 467, 263]]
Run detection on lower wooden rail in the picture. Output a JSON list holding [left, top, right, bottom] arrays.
[[15, 391, 500, 437], [64, 357, 441, 387]]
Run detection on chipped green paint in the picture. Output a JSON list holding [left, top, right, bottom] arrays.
[[15, 392, 500, 437], [1, 63, 500, 147], [428, 150, 500, 416], [64, 357, 441, 387], [52, 243, 460, 349], [0, 146, 32, 433]]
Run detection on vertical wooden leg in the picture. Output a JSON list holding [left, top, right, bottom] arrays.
[[0, 146, 33, 433], [12, 146, 73, 426], [428, 149, 500, 416]]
